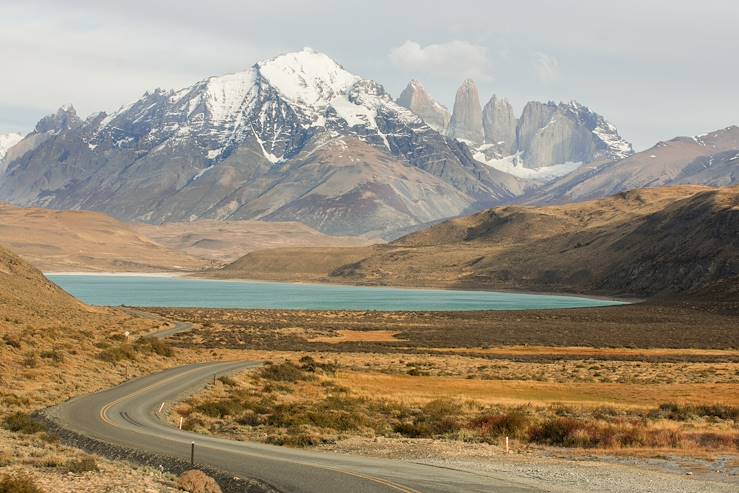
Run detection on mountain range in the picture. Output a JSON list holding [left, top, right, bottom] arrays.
[[0, 49, 523, 237], [395, 79, 634, 178], [0, 48, 736, 238]]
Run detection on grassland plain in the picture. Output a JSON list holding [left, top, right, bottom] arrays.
[[153, 297, 738, 488]]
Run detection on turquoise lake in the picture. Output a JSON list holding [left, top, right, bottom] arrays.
[[47, 275, 625, 312]]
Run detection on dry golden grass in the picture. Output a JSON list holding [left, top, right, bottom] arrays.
[[336, 372, 739, 408], [0, 203, 208, 272], [307, 330, 401, 344], [136, 219, 377, 263]]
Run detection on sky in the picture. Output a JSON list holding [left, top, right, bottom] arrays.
[[1, 0, 737, 150]]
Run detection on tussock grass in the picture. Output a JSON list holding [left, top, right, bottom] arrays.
[[0, 471, 44, 493]]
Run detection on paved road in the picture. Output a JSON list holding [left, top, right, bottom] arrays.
[[47, 361, 545, 493]]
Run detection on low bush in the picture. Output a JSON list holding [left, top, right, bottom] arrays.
[[3, 412, 45, 434], [528, 417, 584, 446], [299, 355, 338, 375], [394, 400, 461, 438], [97, 344, 136, 363], [134, 337, 174, 357], [194, 398, 244, 418], [217, 375, 237, 386], [64, 457, 99, 474], [0, 472, 44, 493], [650, 403, 738, 422], [22, 353, 39, 368], [259, 362, 309, 383], [471, 411, 530, 440], [39, 349, 64, 363], [2, 335, 21, 349], [177, 470, 222, 493]]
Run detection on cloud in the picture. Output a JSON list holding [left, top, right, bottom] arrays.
[[533, 52, 561, 83], [388, 40, 489, 79]]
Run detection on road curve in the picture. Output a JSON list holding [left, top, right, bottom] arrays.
[[46, 361, 544, 493]]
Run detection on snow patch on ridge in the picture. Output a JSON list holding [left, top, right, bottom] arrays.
[[474, 151, 582, 180], [0, 132, 23, 161]]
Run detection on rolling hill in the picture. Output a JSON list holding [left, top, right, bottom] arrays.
[[213, 185, 738, 297]]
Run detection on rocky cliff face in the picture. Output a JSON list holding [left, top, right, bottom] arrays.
[[513, 101, 633, 168], [396, 80, 450, 133], [482, 95, 517, 156], [399, 79, 633, 177], [525, 126, 739, 204], [0, 49, 524, 237], [448, 79, 484, 144]]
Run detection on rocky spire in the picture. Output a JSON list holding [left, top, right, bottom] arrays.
[[34, 105, 82, 135], [447, 79, 483, 144], [482, 95, 517, 155], [396, 80, 451, 133]]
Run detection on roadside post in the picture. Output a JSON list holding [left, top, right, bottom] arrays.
[[505, 436, 509, 454], [191, 442, 195, 465]]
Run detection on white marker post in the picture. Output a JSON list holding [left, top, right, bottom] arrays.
[[158, 402, 165, 414], [179, 416, 183, 430], [505, 436, 510, 454]]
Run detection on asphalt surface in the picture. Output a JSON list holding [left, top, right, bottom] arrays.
[[47, 361, 545, 493]]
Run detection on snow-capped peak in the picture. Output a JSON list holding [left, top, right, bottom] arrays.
[[256, 48, 359, 107], [0, 132, 24, 162]]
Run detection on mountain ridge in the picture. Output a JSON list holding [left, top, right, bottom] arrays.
[[0, 49, 524, 236]]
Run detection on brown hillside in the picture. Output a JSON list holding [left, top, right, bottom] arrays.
[[0, 245, 171, 411], [215, 186, 738, 298], [135, 219, 377, 263], [0, 203, 209, 272], [207, 246, 378, 282]]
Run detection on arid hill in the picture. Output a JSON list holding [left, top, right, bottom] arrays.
[[0, 203, 209, 272], [214, 185, 739, 298], [135, 219, 377, 263], [0, 244, 169, 409]]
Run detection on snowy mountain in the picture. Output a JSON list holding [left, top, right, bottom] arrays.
[[396, 80, 450, 133], [0, 48, 524, 237], [0, 132, 23, 171], [397, 79, 634, 181], [524, 126, 739, 204]]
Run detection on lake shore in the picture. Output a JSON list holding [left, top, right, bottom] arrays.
[[45, 270, 638, 304]]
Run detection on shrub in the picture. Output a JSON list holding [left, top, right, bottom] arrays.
[[194, 399, 244, 418], [471, 411, 530, 440], [259, 362, 308, 383], [3, 412, 45, 434], [2, 335, 21, 349], [217, 375, 236, 386], [22, 353, 39, 368], [134, 337, 174, 357], [64, 457, 99, 474], [528, 417, 583, 446], [0, 472, 44, 493], [97, 344, 136, 363], [177, 470, 222, 493], [651, 403, 738, 422], [394, 400, 461, 438], [299, 355, 338, 375], [266, 427, 322, 447], [40, 350, 64, 363]]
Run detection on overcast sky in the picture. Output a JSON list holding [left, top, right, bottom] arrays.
[[1, 0, 737, 150]]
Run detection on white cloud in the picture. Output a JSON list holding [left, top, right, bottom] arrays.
[[533, 52, 561, 83], [388, 40, 489, 79]]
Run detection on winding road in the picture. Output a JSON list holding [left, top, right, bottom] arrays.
[[46, 361, 545, 493]]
